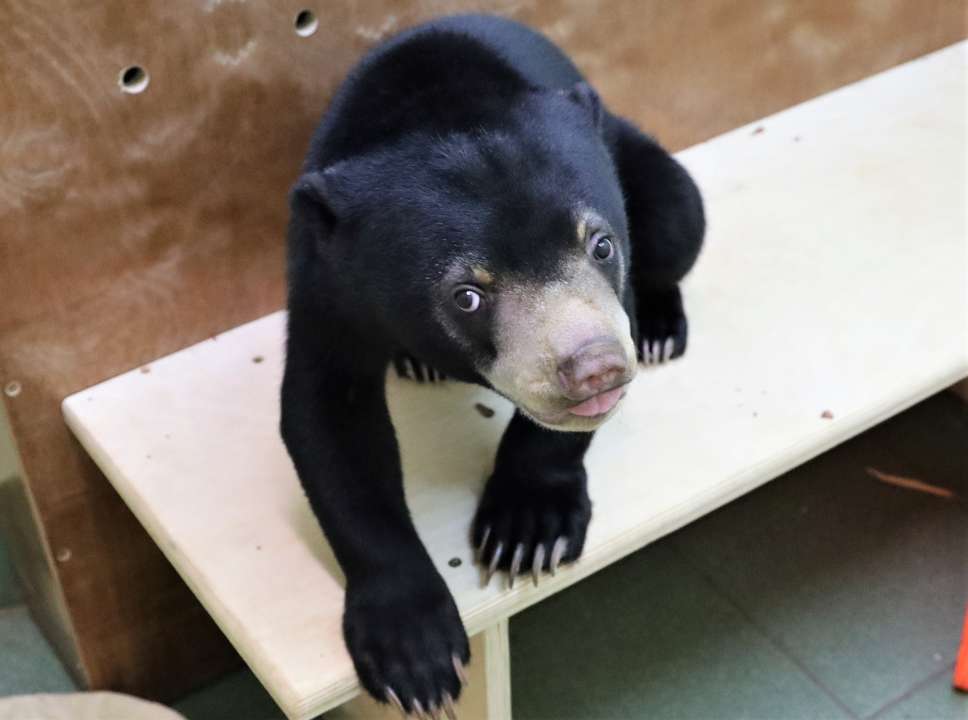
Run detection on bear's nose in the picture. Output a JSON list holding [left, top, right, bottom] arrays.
[[556, 338, 628, 401]]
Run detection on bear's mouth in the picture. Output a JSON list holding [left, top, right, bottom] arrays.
[[518, 383, 629, 431], [566, 385, 625, 418]]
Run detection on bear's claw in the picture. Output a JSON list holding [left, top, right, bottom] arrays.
[[385, 686, 405, 714], [550, 536, 568, 576], [476, 526, 491, 556], [637, 286, 688, 366], [411, 699, 427, 719], [508, 543, 525, 587], [531, 544, 546, 587], [442, 692, 458, 720], [479, 534, 571, 589], [380, 655, 467, 719], [486, 541, 503, 585], [473, 473, 590, 590], [345, 578, 469, 719], [641, 336, 676, 365], [393, 355, 447, 383], [452, 654, 469, 686]]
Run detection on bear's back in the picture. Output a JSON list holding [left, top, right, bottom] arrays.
[[306, 14, 585, 168]]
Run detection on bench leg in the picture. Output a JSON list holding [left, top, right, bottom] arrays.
[[460, 619, 513, 719], [328, 619, 513, 719]]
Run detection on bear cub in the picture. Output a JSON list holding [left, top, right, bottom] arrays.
[[281, 13, 704, 715]]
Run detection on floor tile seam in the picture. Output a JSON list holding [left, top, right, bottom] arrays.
[[667, 542, 860, 719], [865, 661, 957, 720]]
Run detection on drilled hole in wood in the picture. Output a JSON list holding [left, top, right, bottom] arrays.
[[119, 65, 149, 94], [474, 402, 495, 418], [4, 381, 21, 398], [294, 9, 318, 37], [56, 548, 72, 563]]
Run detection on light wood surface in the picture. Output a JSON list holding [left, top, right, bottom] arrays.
[[63, 44, 967, 720], [479, 620, 513, 720]]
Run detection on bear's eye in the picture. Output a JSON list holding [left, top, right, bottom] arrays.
[[454, 286, 483, 313], [592, 235, 614, 261]]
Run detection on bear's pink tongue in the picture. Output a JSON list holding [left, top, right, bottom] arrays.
[[568, 386, 624, 417]]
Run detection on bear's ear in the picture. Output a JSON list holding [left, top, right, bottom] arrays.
[[289, 168, 343, 236], [564, 81, 603, 130]]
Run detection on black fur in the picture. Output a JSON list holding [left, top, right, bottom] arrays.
[[281, 14, 703, 712]]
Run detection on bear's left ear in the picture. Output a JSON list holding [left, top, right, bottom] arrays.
[[564, 81, 603, 130], [290, 167, 346, 237]]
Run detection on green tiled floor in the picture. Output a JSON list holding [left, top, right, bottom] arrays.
[[510, 542, 853, 719], [172, 670, 280, 720], [0, 393, 965, 719], [875, 670, 966, 720], [0, 606, 75, 696], [667, 437, 966, 717]]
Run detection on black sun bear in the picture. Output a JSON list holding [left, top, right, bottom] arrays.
[[281, 13, 704, 716]]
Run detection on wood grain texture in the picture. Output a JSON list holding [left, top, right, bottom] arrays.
[[63, 44, 968, 719], [1, 0, 964, 700]]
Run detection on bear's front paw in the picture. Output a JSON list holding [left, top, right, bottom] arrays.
[[344, 574, 469, 717], [638, 286, 688, 366], [472, 468, 591, 588]]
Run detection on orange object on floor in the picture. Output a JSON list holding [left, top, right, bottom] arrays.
[[954, 605, 968, 692]]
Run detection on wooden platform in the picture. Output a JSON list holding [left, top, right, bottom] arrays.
[[63, 43, 966, 720]]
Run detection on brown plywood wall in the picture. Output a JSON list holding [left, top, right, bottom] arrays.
[[0, 0, 963, 702]]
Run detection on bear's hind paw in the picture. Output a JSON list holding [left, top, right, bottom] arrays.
[[637, 287, 688, 366], [393, 355, 447, 383], [641, 336, 679, 365]]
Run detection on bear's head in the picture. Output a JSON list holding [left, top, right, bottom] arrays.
[[293, 83, 637, 431]]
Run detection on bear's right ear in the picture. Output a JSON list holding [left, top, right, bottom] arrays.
[[564, 81, 604, 131], [289, 168, 342, 235]]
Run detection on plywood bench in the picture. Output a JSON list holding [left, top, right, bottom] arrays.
[[62, 43, 967, 720]]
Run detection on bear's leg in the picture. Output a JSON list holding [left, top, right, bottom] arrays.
[[281, 329, 468, 714], [472, 411, 593, 586], [605, 113, 705, 364]]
